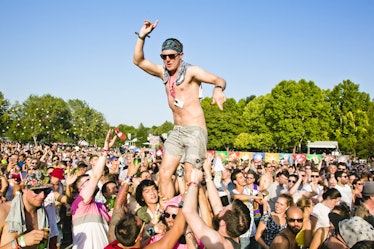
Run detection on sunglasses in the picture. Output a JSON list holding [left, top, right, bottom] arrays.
[[311, 175, 319, 178], [287, 218, 303, 223], [164, 212, 177, 219], [288, 180, 297, 183], [32, 188, 52, 195], [160, 53, 180, 60]]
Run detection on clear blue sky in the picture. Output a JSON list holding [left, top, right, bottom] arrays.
[[1, 1, 373, 127]]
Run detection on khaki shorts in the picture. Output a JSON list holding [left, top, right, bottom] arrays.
[[164, 126, 208, 168]]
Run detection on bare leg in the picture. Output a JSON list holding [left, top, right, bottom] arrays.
[[159, 154, 180, 199]]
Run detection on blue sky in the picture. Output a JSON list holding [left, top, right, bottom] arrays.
[[1, 1, 373, 128]]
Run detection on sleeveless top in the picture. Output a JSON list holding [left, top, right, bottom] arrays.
[[224, 237, 241, 249], [318, 228, 349, 249]]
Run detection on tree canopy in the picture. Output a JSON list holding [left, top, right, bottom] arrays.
[[1, 79, 373, 157]]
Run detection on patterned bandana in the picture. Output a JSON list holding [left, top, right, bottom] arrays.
[[162, 38, 183, 53], [24, 170, 52, 190]]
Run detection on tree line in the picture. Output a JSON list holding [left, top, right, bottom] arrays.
[[1, 79, 373, 158]]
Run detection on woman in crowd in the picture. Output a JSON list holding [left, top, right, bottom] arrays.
[[312, 188, 342, 231], [255, 193, 294, 249]]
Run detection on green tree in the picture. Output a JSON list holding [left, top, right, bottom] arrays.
[[263, 80, 331, 152], [203, 97, 246, 150], [67, 99, 109, 145], [235, 94, 275, 151], [0, 91, 10, 137], [135, 123, 150, 147], [327, 80, 371, 155], [7, 95, 72, 143]]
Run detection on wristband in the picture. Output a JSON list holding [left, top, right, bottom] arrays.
[[205, 178, 212, 183], [134, 32, 150, 40], [187, 181, 199, 187], [176, 167, 184, 178], [19, 235, 26, 247], [146, 226, 155, 237], [185, 231, 194, 237], [215, 85, 224, 91], [101, 149, 109, 155]]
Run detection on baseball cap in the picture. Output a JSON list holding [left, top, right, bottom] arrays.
[[50, 168, 65, 180]]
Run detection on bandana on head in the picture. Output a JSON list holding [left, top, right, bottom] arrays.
[[24, 170, 52, 190], [162, 38, 183, 53]]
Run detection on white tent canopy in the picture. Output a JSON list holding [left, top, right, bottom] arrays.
[[307, 141, 339, 154]]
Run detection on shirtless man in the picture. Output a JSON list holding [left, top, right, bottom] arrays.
[[0, 170, 54, 249], [259, 162, 274, 191], [133, 20, 227, 199], [270, 206, 304, 249]]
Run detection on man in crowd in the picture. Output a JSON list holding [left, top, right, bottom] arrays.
[[270, 206, 304, 249], [71, 130, 116, 249], [0, 170, 55, 248], [133, 20, 227, 199]]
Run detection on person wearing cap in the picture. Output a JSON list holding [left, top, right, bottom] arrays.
[[108, 155, 120, 175], [0, 170, 55, 248], [47, 167, 73, 248], [354, 181, 374, 227], [134, 20, 227, 199]]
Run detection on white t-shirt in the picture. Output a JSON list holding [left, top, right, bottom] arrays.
[[312, 202, 332, 231], [335, 184, 352, 209]]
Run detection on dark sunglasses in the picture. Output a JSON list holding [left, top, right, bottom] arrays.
[[311, 175, 319, 178], [164, 212, 177, 219], [160, 53, 180, 60], [288, 180, 297, 183], [287, 218, 303, 223], [32, 188, 52, 195]]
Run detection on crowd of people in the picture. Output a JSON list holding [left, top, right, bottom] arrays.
[[1, 19, 374, 249], [1, 133, 374, 249]]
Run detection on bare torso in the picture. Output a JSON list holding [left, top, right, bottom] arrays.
[[165, 66, 207, 129], [0, 201, 40, 249]]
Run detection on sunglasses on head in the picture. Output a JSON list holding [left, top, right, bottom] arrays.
[[160, 53, 180, 60], [164, 212, 177, 219], [32, 188, 52, 195], [287, 218, 303, 223]]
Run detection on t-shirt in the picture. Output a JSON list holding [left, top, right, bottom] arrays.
[[71, 194, 110, 249], [335, 184, 352, 209], [312, 202, 331, 231]]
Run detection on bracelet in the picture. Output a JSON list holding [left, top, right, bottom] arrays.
[[185, 231, 194, 237], [19, 235, 26, 247], [146, 226, 155, 237], [101, 149, 109, 155], [176, 167, 184, 178], [187, 181, 199, 187], [125, 175, 133, 181], [205, 178, 212, 183], [134, 32, 150, 40], [214, 85, 224, 91]]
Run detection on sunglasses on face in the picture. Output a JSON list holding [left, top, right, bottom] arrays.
[[287, 218, 303, 223], [164, 212, 177, 219], [32, 188, 52, 195], [311, 175, 319, 178], [160, 53, 180, 60], [288, 180, 297, 183]]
